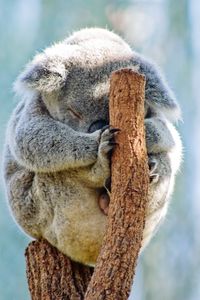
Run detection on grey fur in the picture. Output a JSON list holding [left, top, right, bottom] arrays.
[[3, 28, 182, 265]]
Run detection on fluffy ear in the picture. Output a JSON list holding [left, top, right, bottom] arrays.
[[14, 54, 67, 95], [136, 55, 182, 122]]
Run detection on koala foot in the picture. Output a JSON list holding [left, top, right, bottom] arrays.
[[148, 156, 160, 184], [98, 190, 110, 215]]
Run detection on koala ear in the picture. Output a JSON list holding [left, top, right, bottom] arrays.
[[14, 54, 67, 95], [136, 56, 181, 122]]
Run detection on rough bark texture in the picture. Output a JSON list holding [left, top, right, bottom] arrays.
[[25, 239, 93, 300], [85, 69, 149, 300], [25, 69, 148, 300]]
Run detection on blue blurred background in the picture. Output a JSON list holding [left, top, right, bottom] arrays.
[[0, 0, 199, 299]]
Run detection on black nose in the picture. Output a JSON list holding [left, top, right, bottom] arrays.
[[88, 119, 108, 133]]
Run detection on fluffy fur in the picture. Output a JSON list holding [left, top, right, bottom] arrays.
[[3, 28, 182, 265]]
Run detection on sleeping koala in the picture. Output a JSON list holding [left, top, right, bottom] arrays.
[[3, 28, 182, 266]]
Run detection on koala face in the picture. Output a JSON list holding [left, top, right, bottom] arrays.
[[52, 66, 110, 133]]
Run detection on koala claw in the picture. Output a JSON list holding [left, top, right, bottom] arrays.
[[100, 125, 120, 135], [150, 173, 160, 184], [99, 126, 119, 156], [148, 157, 160, 184], [101, 125, 110, 132], [109, 128, 121, 134], [108, 141, 118, 146], [105, 177, 111, 192]]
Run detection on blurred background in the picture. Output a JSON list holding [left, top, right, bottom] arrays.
[[0, 0, 199, 299]]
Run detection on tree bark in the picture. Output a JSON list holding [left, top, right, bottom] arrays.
[[25, 239, 93, 300], [85, 69, 149, 300], [25, 69, 149, 300]]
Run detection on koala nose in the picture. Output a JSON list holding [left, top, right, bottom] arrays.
[[88, 119, 108, 133]]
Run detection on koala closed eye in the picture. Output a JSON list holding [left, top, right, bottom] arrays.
[[67, 106, 83, 120]]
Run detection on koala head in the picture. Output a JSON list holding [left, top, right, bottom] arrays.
[[14, 28, 180, 133], [14, 28, 135, 133]]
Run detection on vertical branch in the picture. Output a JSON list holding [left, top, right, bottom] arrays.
[[85, 69, 149, 300]]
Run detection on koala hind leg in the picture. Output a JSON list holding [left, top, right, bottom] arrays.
[[4, 148, 41, 238]]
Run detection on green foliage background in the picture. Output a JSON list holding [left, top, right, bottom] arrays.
[[0, 0, 199, 299]]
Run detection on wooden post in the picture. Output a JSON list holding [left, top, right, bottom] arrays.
[[25, 69, 149, 300]]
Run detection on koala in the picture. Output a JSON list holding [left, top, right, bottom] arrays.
[[3, 28, 182, 266]]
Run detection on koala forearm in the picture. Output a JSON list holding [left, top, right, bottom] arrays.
[[76, 159, 110, 188], [145, 117, 176, 154], [8, 112, 99, 173]]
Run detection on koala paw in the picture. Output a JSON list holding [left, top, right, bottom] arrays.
[[148, 156, 160, 184], [91, 126, 119, 187], [98, 126, 120, 158]]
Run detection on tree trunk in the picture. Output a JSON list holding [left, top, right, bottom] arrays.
[[25, 239, 93, 300], [84, 69, 149, 300], [25, 69, 149, 300]]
